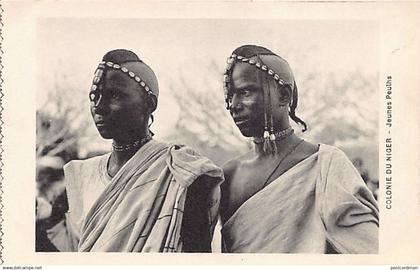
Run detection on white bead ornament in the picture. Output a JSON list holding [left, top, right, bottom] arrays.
[[91, 61, 155, 98], [269, 133, 276, 141]]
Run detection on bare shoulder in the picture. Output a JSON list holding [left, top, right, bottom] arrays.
[[301, 140, 319, 155], [297, 140, 319, 158], [290, 139, 319, 163], [222, 159, 239, 180], [222, 151, 252, 183]]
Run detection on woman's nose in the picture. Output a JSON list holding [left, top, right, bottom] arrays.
[[92, 93, 106, 114], [230, 94, 243, 113]]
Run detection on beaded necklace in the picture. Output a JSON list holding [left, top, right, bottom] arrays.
[[112, 136, 151, 152], [253, 127, 294, 145]]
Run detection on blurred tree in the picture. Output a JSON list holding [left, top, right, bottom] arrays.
[[36, 72, 92, 164], [36, 75, 93, 251], [36, 111, 78, 164], [297, 70, 379, 145], [167, 60, 251, 165], [166, 57, 378, 165], [36, 74, 91, 203]]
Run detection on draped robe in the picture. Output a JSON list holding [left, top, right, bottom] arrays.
[[63, 140, 223, 252], [221, 144, 378, 253]]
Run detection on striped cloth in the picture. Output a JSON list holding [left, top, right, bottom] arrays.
[[64, 140, 223, 252]]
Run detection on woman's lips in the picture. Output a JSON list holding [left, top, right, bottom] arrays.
[[234, 118, 248, 125], [95, 120, 108, 127]]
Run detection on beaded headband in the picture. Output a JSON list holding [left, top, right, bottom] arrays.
[[90, 61, 155, 98], [223, 54, 293, 110], [223, 53, 296, 154]]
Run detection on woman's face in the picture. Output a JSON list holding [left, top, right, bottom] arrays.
[[228, 62, 266, 137], [89, 69, 149, 142], [227, 61, 290, 138]]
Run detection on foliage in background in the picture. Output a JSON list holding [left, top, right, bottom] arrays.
[[35, 55, 380, 252], [162, 58, 379, 174], [35, 55, 379, 205], [36, 74, 91, 199], [166, 60, 250, 165]]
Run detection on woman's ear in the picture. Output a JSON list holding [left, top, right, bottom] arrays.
[[147, 95, 158, 113], [278, 84, 292, 106]]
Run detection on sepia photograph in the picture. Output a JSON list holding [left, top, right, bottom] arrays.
[[1, 0, 419, 266], [34, 18, 379, 253]]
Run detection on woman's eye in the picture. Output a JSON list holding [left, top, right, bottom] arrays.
[[110, 90, 120, 99], [240, 89, 251, 96]]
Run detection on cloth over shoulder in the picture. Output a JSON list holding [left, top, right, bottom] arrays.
[[63, 140, 224, 252], [317, 145, 379, 253], [221, 144, 378, 253]]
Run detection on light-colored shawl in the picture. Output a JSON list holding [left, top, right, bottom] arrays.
[[65, 140, 223, 252], [221, 144, 378, 254]]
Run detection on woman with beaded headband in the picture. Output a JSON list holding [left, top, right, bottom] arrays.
[[54, 49, 223, 252], [220, 45, 378, 253]]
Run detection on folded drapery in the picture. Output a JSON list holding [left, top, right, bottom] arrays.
[[63, 140, 223, 252], [221, 144, 378, 254]]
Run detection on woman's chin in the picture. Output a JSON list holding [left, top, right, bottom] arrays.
[[97, 129, 113, 140], [237, 126, 258, 138]]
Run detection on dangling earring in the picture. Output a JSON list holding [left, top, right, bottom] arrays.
[[263, 111, 271, 154], [263, 101, 277, 155], [262, 75, 277, 155], [148, 115, 155, 137]]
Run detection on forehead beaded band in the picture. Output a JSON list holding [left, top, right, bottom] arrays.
[[223, 53, 297, 155], [223, 54, 293, 111], [90, 61, 155, 101]]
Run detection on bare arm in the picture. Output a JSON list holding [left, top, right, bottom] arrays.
[[181, 175, 222, 252]]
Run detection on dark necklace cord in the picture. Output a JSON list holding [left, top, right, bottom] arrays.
[[112, 135, 151, 152], [253, 127, 293, 144], [260, 139, 305, 189]]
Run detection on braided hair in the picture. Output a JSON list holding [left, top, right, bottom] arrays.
[[226, 45, 307, 132]]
